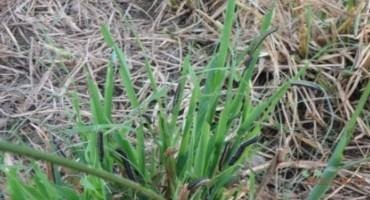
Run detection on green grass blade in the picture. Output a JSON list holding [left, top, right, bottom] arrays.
[[194, 123, 210, 177], [208, 64, 236, 174], [240, 5, 275, 117], [143, 61, 158, 91], [170, 56, 190, 130], [6, 169, 28, 200], [114, 13, 159, 91], [113, 44, 146, 175], [308, 80, 370, 200], [116, 52, 140, 108], [86, 72, 105, 167], [205, 0, 236, 93], [114, 128, 138, 167], [100, 25, 145, 174], [248, 172, 256, 200], [87, 72, 105, 124], [260, 3, 275, 31], [71, 91, 82, 125], [238, 66, 307, 135], [103, 61, 115, 122], [208, 165, 239, 199], [227, 5, 276, 133], [238, 83, 287, 135], [196, 0, 236, 134], [176, 64, 201, 178], [158, 112, 170, 153], [100, 24, 114, 48], [56, 186, 81, 200], [101, 25, 139, 108], [33, 164, 56, 199]]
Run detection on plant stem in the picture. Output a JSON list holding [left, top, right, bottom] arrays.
[[0, 140, 165, 200]]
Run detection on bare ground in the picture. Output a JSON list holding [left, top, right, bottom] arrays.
[[0, 0, 370, 199]]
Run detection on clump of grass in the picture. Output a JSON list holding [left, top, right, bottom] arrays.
[[0, 0, 308, 199]]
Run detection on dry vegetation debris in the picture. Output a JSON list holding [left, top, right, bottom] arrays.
[[0, 0, 370, 199]]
